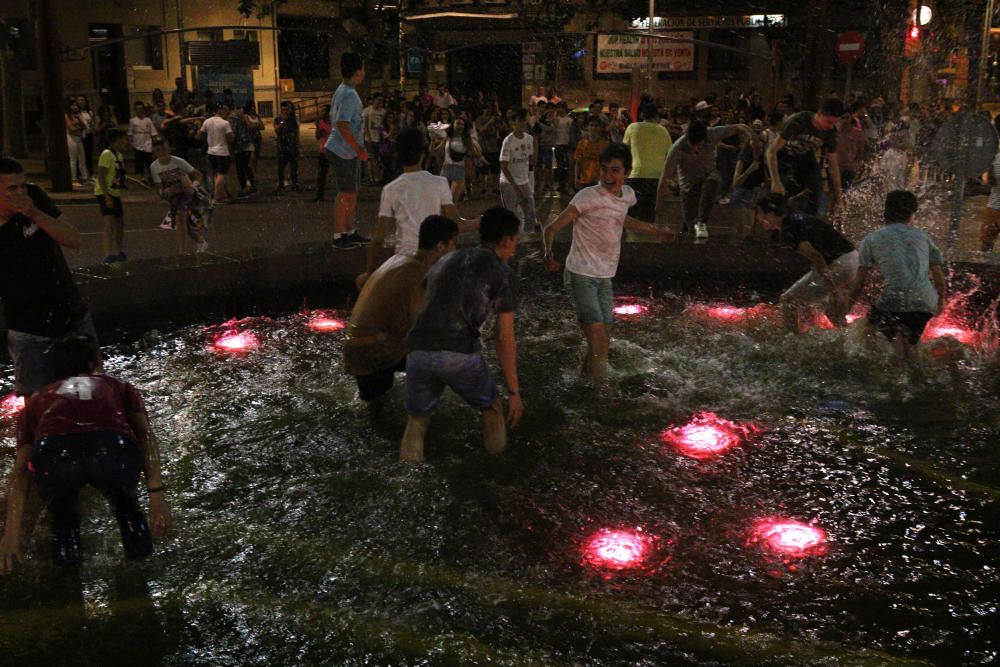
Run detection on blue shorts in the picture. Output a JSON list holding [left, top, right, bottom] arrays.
[[405, 350, 499, 416], [564, 270, 614, 325], [442, 163, 465, 184]]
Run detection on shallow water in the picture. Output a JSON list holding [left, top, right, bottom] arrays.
[[1, 281, 998, 666]]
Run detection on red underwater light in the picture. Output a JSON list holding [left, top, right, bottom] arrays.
[[582, 528, 654, 570], [211, 331, 259, 353], [749, 518, 827, 557], [307, 316, 347, 332], [660, 412, 757, 460], [922, 322, 977, 345], [1, 393, 25, 418], [613, 303, 648, 316]]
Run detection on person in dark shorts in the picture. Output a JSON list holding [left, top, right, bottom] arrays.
[[0, 336, 172, 572], [846, 190, 947, 355], [95, 128, 130, 263], [0, 155, 97, 397], [754, 192, 858, 332], [400, 207, 524, 462], [344, 215, 458, 402], [325, 53, 370, 249]]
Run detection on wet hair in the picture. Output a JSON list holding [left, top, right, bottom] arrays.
[[640, 103, 658, 121], [753, 191, 788, 216], [0, 156, 24, 175], [687, 119, 708, 145], [341, 52, 363, 78], [480, 206, 520, 245], [884, 190, 919, 223], [396, 127, 424, 166], [418, 214, 459, 250], [107, 128, 128, 144], [49, 335, 101, 379], [599, 142, 632, 174], [820, 97, 845, 118]]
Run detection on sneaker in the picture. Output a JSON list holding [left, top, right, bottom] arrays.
[[718, 197, 731, 206], [116, 252, 128, 262], [345, 231, 370, 246], [103, 254, 118, 264], [196, 240, 209, 254], [160, 216, 175, 230], [695, 222, 709, 239], [332, 236, 354, 250]]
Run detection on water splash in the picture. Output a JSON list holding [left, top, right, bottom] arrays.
[[0, 392, 24, 418], [210, 331, 259, 354], [305, 310, 347, 332], [748, 518, 827, 557]]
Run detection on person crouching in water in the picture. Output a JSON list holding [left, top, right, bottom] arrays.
[[753, 192, 858, 332], [845, 190, 947, 356], [0, 335, 172, 572], [344, 215, 459, 403], [400, 207, 524, 462]]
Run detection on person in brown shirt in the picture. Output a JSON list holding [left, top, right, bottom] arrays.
[[343, 215, 458, 401]]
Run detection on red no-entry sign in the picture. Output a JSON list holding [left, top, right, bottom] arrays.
[[836, 31, 865, 64]]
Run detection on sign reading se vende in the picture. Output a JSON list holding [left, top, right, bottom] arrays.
[[596, 33, 694, 73], [836, 31, 865, 64]]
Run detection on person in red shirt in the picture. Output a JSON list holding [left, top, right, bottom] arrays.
[[0, 336, 172, 572]]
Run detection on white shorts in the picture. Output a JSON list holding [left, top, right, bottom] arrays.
[[782, 250, 859, 305]]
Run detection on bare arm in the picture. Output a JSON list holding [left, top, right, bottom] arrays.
[[766, 136, 787, 194], [797, 241, 832, 279], [846, 265, 871, 309], [495, 311, 523, 427], [623, 215, 676, 240], [337, 121, 367, 159], [126, 410, 172, 538], [542, 204, 580, 260], [825, 151, 843, 216], [441, 203, 479, 233], [9, 190, 81, 249], [0, 445, 33, 574], [364, 215, 394, 277], [930, 263, 947, 312]]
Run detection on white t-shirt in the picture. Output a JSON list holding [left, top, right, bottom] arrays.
[[150, 156, 195, 194], [128, 117, 158, 152], [499, 132, 533, 186], [377, 170, 454, 256], [201, 116, 233, 156], [363, 106, 386, 143], [554, 116, 573, 146], [565, 184, 637, 279]]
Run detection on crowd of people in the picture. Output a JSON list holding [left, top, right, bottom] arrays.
[[0, 51, 987, 574]]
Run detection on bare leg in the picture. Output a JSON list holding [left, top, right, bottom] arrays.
[[582, 322, 610, 379], [114, 216, 124, 255], [334, 192, 357, 234], [102, 215, 116, 257], [175, 209, 189, 254], [780, 299, 799, 334], [482, 399, 507, 455], [400, 415, 430, 462], [823, 291, 846, 328], [451, 179, 463, 204]]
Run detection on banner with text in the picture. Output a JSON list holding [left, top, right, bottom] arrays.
[[596, 33, 694, 73]]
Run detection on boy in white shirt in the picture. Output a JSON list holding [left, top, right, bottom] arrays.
[[196, 104, 234, 203], [128, 102, 158, 184], [543, 143, 675, 379], [499, 108, 537, 233], [359, 127, 478, 288]]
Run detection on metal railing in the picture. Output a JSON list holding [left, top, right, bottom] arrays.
[[292, 93, 332, 123]]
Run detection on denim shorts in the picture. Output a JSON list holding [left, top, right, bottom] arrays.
[[442, 163, 466, 184], [7, 312, 98, 396], [564, 269, 614, 325], [327, 150, 360, 193], [405, 350, 499, 416]]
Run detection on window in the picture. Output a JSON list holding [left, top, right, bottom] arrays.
[[136, 26, 164, 70], [195, 30, 223, 41], [707, 30, 749, 80], [234, 29, 260, 69]]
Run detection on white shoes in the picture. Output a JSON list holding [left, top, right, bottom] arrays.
[[196, 240, 209, 254], [695, 222, 709, 239]]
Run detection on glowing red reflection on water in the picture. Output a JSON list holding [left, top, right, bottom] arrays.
[[307, 316, 347, 332], [705, 306, 747, 320], [922, 322, 977, 345], [660, 412, 756, 460], [750, 518, 827, 557], [582, 528, 653, 570], [211, 331, 259, 353], [613, 303, 648, 316], [1, 393, 25, 418]]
